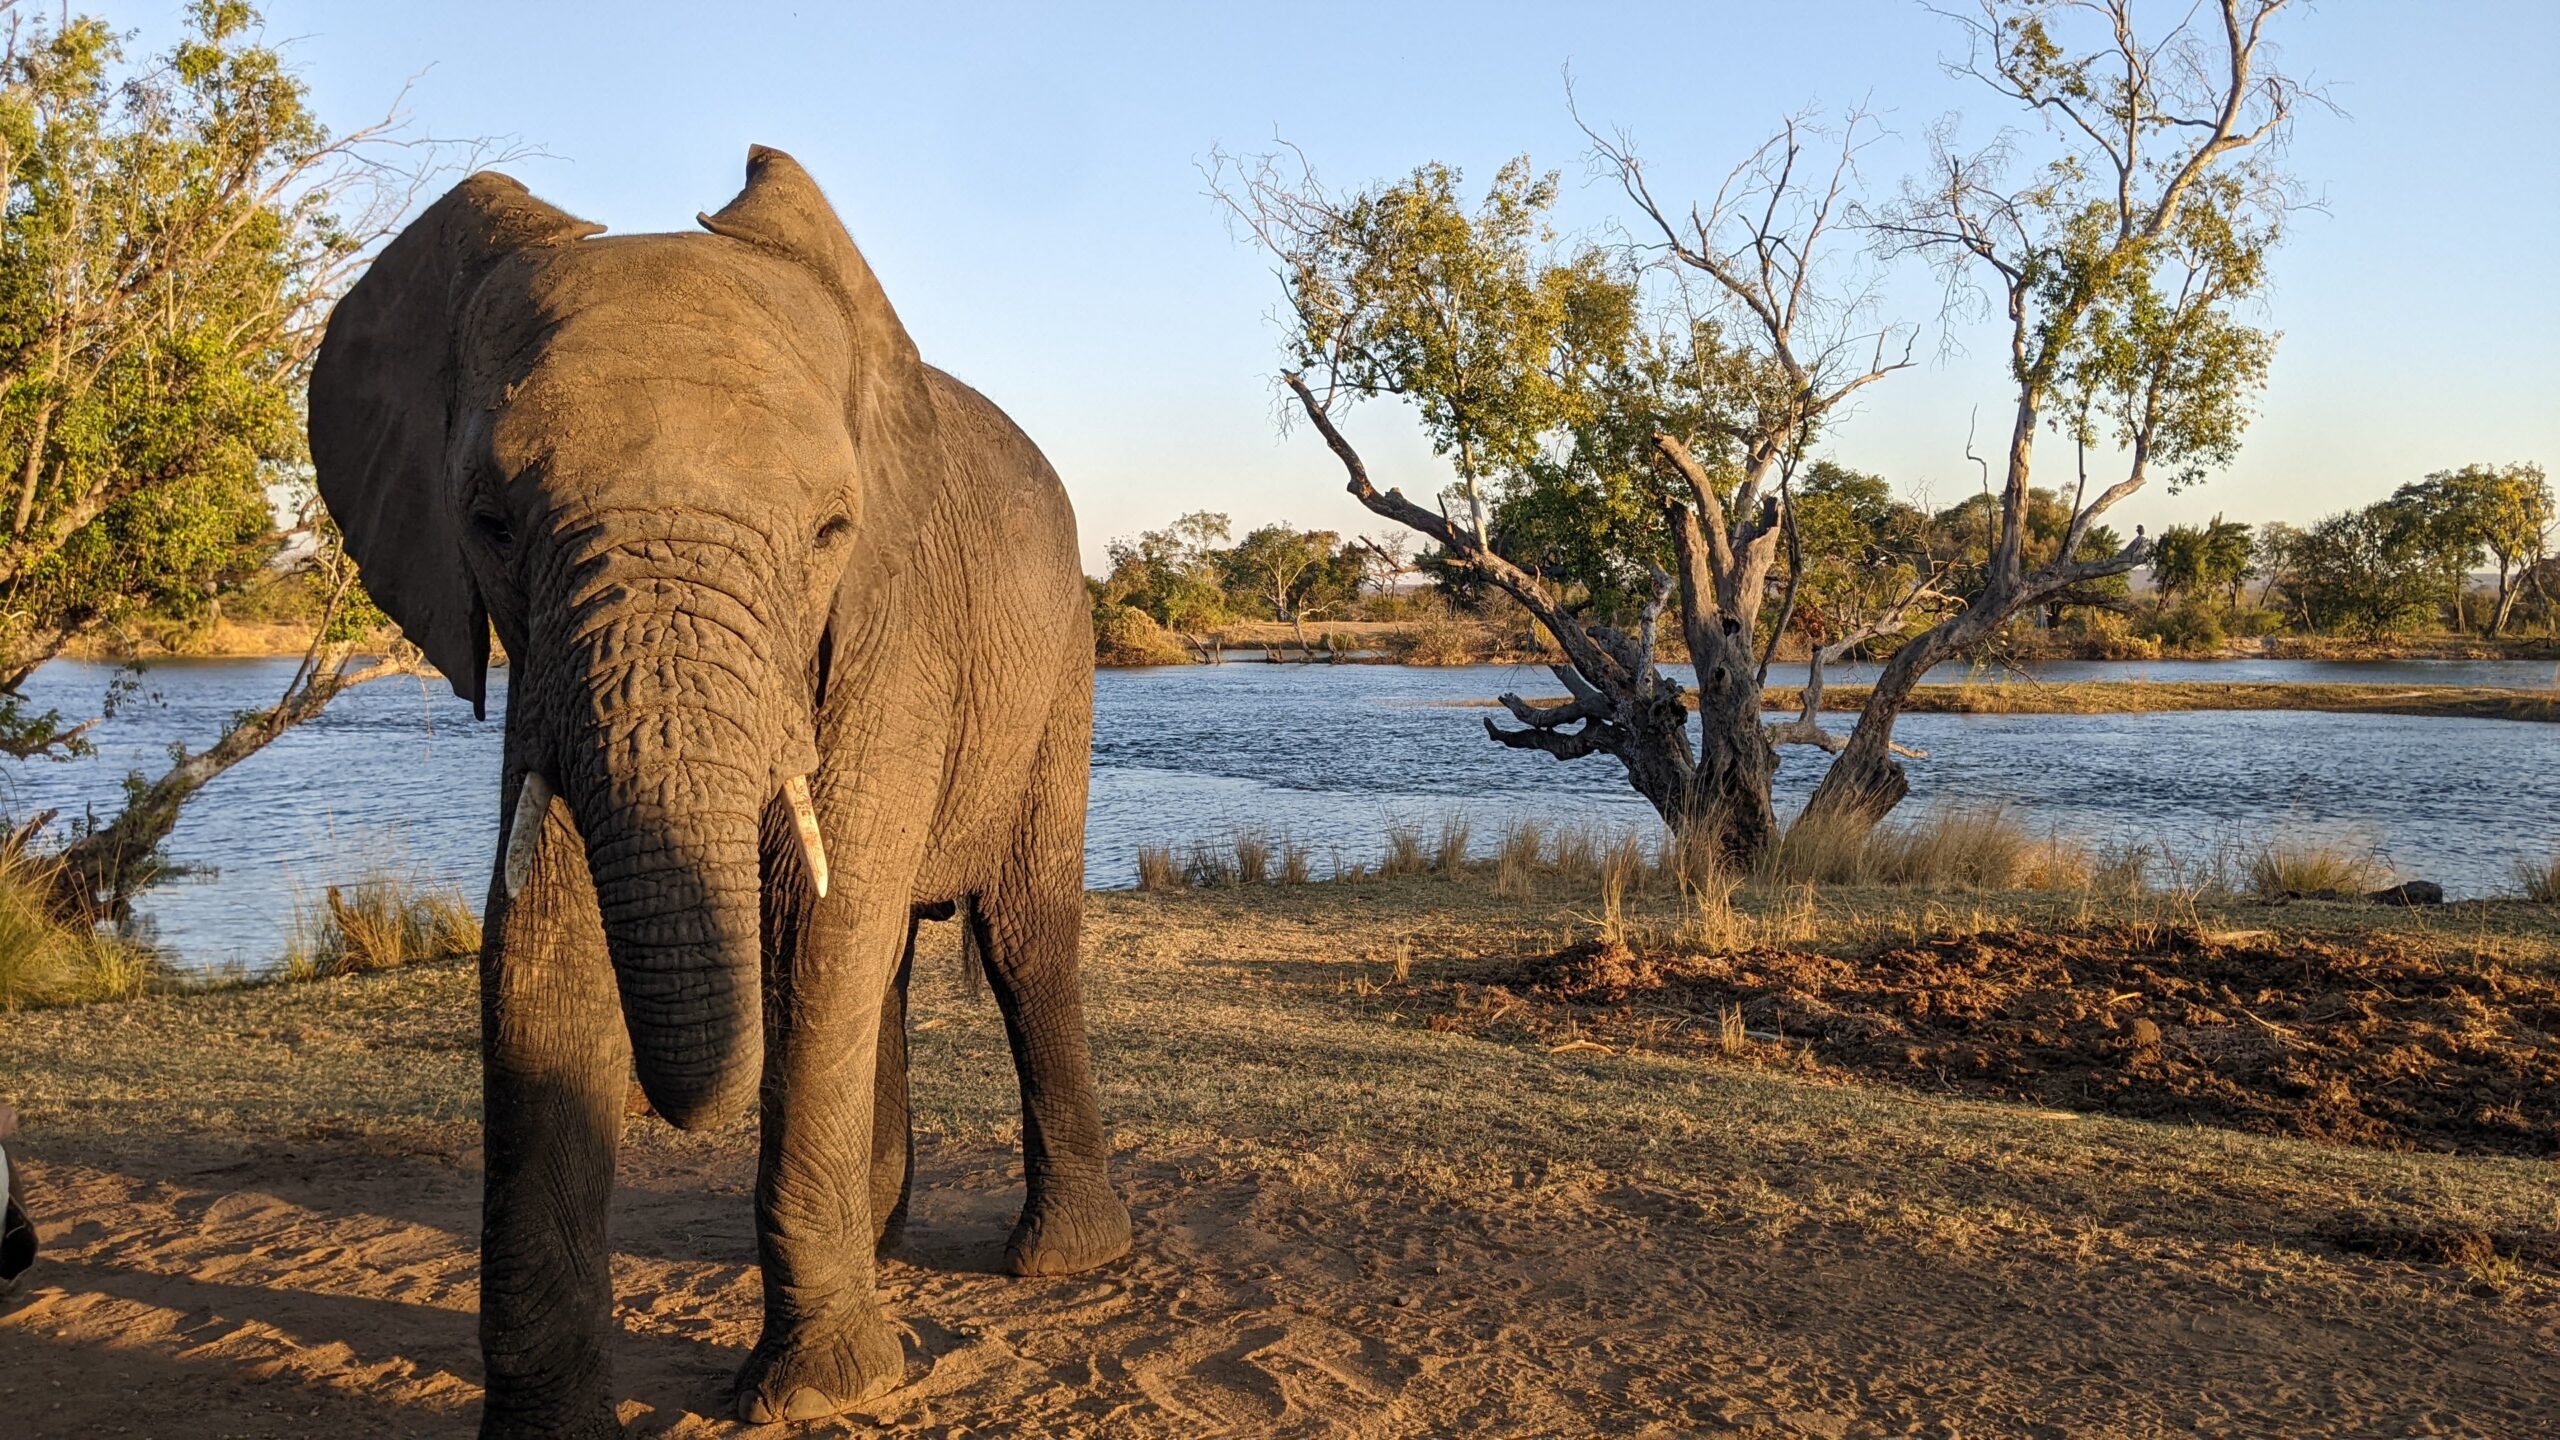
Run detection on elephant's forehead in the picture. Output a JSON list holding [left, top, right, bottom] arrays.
[[482, 236, 858, 490], [501, 234, 851, 382]]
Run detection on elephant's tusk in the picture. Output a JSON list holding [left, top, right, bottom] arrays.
[[502, 772, 554, 899], [784, 774, 829, 899]]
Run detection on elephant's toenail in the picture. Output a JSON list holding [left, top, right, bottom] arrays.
[[782, 1385, 839, 1420]]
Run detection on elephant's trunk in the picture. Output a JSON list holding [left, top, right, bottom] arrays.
[[546, 529, 804, 1131]]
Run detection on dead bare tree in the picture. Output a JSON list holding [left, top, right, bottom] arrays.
[[1214, 110, 1918, 862], [1804, 0, 2306, 821]]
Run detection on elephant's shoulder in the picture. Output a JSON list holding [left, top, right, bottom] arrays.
[[920, 366, 1074, 523]]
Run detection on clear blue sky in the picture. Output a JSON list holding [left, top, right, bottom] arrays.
[[108, 1, 2560, 567]]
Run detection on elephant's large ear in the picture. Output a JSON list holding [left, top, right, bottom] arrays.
[[309, 173, 600, 716], [697, 147, 939, 590]]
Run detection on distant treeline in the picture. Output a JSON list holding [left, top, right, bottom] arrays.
[[1092, 460, 2556, 665]]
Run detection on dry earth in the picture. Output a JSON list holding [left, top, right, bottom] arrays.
[[3, 881, 2556, 1437]]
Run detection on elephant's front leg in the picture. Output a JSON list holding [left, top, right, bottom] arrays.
[[734, 820, 911, 1424], [479, 775, 627, 1440]]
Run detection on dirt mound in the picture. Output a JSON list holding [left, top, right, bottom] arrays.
[[1444, 924, 2560, 1157]]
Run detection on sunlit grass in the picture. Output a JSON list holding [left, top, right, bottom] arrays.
[[2243, 840, 2391, 899], [282, 871, 481, 979], [0, 848, 161, 1009]]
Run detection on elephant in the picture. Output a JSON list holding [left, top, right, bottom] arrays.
[[308, 146, 1130, 1434]]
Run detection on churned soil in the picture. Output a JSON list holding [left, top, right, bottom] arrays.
[[1440, 922, 2560, 1159]]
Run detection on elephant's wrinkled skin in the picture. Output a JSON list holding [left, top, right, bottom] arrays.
[[308, 147, 1128, 1435]]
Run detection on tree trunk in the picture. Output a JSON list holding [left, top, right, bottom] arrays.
[[1681, 654, 1779, 861], [1801, 628, 1950, 825], [11, 399, 57, 537]]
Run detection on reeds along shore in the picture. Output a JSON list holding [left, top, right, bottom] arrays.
[[6, 805, 2553, 1011], [1131, 806, 2540, 912]]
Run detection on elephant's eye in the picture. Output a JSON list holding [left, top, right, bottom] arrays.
[[472, 510, 516, 554], [812, 514, 853, 553]]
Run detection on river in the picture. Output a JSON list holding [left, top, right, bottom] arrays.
[[5, 655, 2556, 970]]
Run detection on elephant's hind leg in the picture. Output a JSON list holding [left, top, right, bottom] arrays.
[[870, 919, 919, 1251], [973, 712, 1130, 1277]]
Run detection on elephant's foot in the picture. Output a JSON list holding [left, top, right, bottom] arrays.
[[733, 1315, 906, 1423], [1004, 1184, 1131, 1277]]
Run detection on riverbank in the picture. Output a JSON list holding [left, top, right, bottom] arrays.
[[1765, 680, 2560, 723], [1446, 680, 2560, 723], [57, 618, 405, 661], [1104, 618, 2560, 668], [1, 874, 2553, 1434]]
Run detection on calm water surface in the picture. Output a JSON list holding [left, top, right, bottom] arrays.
[[6, 655, 2556, 969]]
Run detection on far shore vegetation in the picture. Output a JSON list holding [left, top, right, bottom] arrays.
[[1091, 484, 2560, 672]]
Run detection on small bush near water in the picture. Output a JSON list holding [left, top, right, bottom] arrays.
[[0, 850, 160, 1008], [1765, 805, 2098, 892], [2511, 855, 2560, 904], [2243, 841, 2392, 899], [283, 873, 481, 979]]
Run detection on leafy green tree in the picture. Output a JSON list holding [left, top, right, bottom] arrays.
[[1816, 0, 2303, 822], [1222, 523, 1361, 658], [2150, 514, 2251, 608], [2399, 463, 2550, 635], [1094, 512, 1238, 662], [1216, 111, 1918, 862], [0, 2, 474, 910], [2285, 506, 2437, 637]]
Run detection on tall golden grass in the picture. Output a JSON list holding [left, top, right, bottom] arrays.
[[2242, 841, 2391, 899], [282, 871, 481, 979], [2514, 855, 2560, 904], [0, 848, 159, 1008]]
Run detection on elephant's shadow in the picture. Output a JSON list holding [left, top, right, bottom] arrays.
[[7, 1126, 1056, 1431]]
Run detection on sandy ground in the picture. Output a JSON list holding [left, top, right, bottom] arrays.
[[4, 884, 2556, 1436]]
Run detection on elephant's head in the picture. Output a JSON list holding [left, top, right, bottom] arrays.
[[309, 148, 936, 1128]]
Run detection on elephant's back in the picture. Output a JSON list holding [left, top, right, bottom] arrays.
[[916, 363, 1085, 681]]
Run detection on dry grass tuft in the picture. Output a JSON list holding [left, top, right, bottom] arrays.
[[1766, 805, 2098, 893], [1494, 820, 1547, 897], [1381, 825, 1427, 878], [1233, 831, 1272, 886], [1278, 839, 1312, 885], [1551, 826, 1602, 884], [2244, 840, 2391, 899], [1184, 842, 1240, 887], [1431, 815, 1474, 876], [1135, 844, 1184, 892], [283, 871, 480, 980], [2512, 854, 2560, 904], [0, 848, 161, 1008]]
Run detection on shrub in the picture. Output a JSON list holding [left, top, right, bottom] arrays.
[[2057, 609, 2159, 660], [1093, 603, 1190, 666], [2243, 841, 2390, 899], [1380, 825, 1427, 877], [0, 849, 160, 1008], [1389, 616, 1482, 666], [283, 872, 480, 979], [2512, 855, 2560, 904], [1430, 815, 1473, 875], [1135, 845, 1184, 892], [2143, 600, 2229, 654]]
